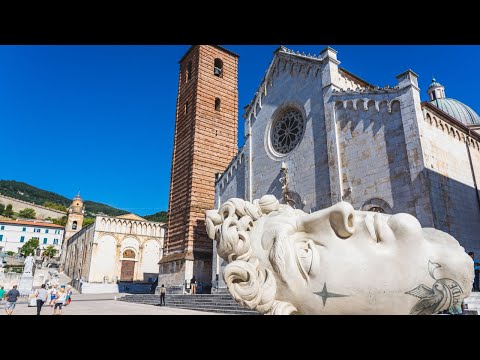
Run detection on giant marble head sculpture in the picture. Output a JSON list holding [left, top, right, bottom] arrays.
[[206, 195, 473, 315]]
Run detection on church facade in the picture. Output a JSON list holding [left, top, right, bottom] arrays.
[[61, 204, 165, 293], [213, 46, 480, 288]]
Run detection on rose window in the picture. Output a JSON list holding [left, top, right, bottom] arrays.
[[271, 109, 304, 155]]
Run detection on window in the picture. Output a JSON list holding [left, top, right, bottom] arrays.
[[123, 249, 136, 259], [187, 61, 192, 81], [53, 238, 58, 245], [270, 108, 305, 155], [214, 58, 223, 77], [185, 101, 189, 115], [34, 228, 40, 233], [45, 229, 49, 234], [20, 236, 25, 243], [215, 98, 221, 111], [369, 206, 385, 213], [0, 226, 4, 230], [22, 227, 26, 232], [0, 235, 3, 241], [432, 90, 436, 100], [43, 238, 48, 244], [72, 221, 77, 230]]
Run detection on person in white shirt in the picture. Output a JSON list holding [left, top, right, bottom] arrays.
[[34, 284, 49, 315], [53, 287, 67, 315], [47, 285, 58, 307]]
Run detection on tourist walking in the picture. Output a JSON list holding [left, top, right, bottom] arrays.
[[64, 285, 73, 306], [4, 285, 20, 315], [0, 286, 5, 302], [34, 284, 48, 315], [160, 284, 166, 306], [47, 285, 58, 307], [53, 287, 67, 315], [190, 276, 197, 295]]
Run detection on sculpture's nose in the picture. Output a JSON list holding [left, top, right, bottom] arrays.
[[297, 202, 355, 238]]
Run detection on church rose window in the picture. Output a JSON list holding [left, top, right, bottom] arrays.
[[271, 109, 304, 155]]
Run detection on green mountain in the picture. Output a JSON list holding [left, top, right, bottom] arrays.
[[143, 211, 168, 223], [0, 180, 129, 217]]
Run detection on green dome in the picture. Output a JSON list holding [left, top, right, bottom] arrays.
[[430, 98, 480, 126]]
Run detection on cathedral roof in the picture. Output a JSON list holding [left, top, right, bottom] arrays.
[[430, 98, 480, 126], [116, 213, 147, 221]]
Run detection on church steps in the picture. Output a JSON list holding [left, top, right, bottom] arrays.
[[118, 294, 257, 315]]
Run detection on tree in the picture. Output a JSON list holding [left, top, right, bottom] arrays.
[[82, 217, 95, 227], [43, 201, 67, 212], [18, 208, 36, 219], [19, 238, 39, 256], [4, 204, 13, 218], [144, 211, 168, 223], [5, 251, 14, 256], [42, 245, 58, 259], [51, 216, 67, 226], [0, 203, 4, 215]]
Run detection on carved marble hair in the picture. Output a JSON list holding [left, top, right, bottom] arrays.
[[206, 195, 297, 315]]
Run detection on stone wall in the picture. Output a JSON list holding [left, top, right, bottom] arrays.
[[244, 53, 330, 212], [335, 99, 414, 214], [0, 194, 66, 219], [63, 223, 95, 283], [0, 271, 22, 291], [421, 108, 480, 254]]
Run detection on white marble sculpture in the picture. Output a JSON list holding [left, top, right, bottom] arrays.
[[205, 195, 474, 315], [23, 255, 35, 275]]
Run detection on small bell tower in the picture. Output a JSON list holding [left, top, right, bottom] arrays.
[[65, 192, 85, 241]]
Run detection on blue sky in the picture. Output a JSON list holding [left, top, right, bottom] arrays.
[[0, 45, 478, 215]]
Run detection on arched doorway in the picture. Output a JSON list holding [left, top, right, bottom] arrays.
[[121, 249, 136, 281]]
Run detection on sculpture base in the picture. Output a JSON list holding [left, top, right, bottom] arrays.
[[18, 275, 34, 296]]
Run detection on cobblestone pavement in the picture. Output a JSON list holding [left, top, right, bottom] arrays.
[[0, 293, 218, 315]]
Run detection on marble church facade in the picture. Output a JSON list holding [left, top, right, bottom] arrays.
[[213, 46, 480, 289], [62, 213, 165, 293]]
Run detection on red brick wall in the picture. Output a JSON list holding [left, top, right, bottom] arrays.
[[165, 45, 238, 260]]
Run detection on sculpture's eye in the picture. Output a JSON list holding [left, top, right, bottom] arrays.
[[295, 240, 314, 279]]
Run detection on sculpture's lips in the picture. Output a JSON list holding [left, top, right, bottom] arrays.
[[365, 213, 387, 243], [365, 213, 378, 242]]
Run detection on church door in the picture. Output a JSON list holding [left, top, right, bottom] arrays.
[[121, 261, 135, 281]]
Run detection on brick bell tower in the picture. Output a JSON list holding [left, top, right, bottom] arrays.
[[158, 45, 239, 292]]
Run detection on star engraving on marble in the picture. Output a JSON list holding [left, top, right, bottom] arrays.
[[314, 283, 349, 306]]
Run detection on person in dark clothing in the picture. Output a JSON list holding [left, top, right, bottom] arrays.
[[469, 252, 480, 291], [160, 284, 166, 306], [190, 276, 197, 295], [4, 285, 20, 315]]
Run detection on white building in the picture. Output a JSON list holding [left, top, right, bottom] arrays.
[[61, 213, 165, 293], [0, 219, 65, 255]]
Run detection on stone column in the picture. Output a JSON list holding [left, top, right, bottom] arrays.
[[135, 245, 144, 281], [115, 243, 122, 281], [396, 70, 434, 227], [320, 47, 343, 205]]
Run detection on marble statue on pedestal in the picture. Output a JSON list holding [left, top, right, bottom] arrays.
[[23, 255, 35, 276], [206, 195, 474, 315]]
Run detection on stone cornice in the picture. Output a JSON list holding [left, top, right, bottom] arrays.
[[422, 101, 480, 143]]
